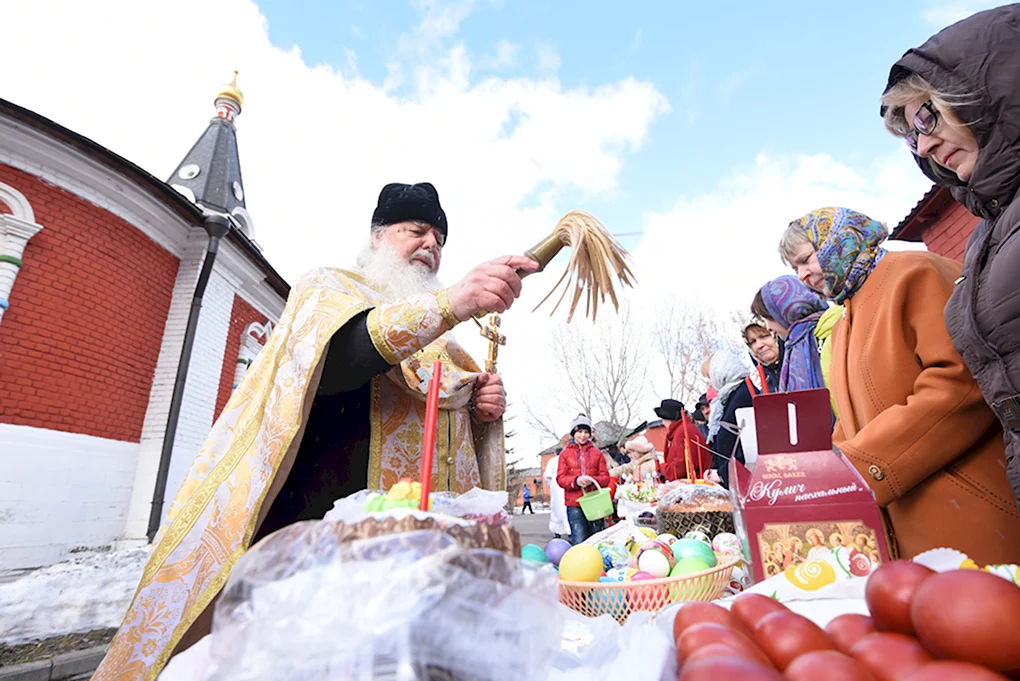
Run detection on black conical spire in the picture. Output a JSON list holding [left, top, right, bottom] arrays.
[[168, 72, 247, 216]]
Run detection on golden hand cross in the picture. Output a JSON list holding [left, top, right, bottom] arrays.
[[474, 314, 506, 374]]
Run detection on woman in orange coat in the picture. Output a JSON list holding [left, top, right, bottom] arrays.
[[780, 207, 1020, 564]]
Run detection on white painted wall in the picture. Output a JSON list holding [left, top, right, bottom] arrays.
[[120, 236, 235, 543], [0, 424, 139, 570], [162, 266, 236, 515]]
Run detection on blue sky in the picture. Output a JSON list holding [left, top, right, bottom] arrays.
[[255, 0, 969, 241]]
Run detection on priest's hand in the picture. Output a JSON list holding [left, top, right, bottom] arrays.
[[472, 372, 506, 422], [448, 256, 540, 321]]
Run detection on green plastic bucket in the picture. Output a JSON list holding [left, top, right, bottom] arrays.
[[578, 481, 614, 521]]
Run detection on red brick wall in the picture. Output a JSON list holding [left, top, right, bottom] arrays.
[[922, 201, 981, 262], [0, 164, 180, 442], [213, 294, 269, 418]]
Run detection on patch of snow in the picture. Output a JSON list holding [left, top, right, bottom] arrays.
[[0, 547, 150, 644]]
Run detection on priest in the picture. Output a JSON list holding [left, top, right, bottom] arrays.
[[94, 182, 539, 681]]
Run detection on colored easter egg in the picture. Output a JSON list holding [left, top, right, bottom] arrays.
[[599, 543, 631, 570], [520, 544, 549, 563], [671, 556, 712, 576], [638, 549, 672, 578], [558, 544, 604, 582], [631, 570, 657, 581], [672, 538, 718, 568], [685, 530, 711, 545], [544, 538, 572, 566], [638, 540, 677, 576], [656, 533, 678, 546], [606, 567, 637, 582], [712, 532, 742, 555]]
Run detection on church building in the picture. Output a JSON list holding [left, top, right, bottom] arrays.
[[0, 75, 289, 570]]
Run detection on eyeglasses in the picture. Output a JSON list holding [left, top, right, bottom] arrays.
[[905, 100, 939, 154]]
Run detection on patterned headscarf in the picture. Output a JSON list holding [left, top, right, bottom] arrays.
[[792, 207, 888, 304], [760, 275, 829, 393]]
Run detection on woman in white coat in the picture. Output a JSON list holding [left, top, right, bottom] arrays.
[[543, 454, 569, 538]]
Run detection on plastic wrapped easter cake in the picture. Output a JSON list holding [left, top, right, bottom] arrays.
[[318, 480, 522, 556], [655, 483, 735, 539], [194, 482, 561, 681]]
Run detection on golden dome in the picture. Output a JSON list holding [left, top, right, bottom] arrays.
[[215, 70, 244, 108]]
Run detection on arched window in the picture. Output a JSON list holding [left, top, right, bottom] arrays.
[[0, 182, 44, 326], [231, 207, 255, 240]]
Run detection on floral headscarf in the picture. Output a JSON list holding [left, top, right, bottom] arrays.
[[792, 207, 888, 304], [760, 275, 829, 393]]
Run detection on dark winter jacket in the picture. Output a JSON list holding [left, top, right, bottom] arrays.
[[885, 5, 1020, 510], [556, 439, 611, 507], [711, 381, 756, 488]]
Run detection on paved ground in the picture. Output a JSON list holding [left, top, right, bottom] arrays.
[[511, 510, 555, 548]]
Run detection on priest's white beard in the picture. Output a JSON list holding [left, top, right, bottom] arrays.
[[356, 238, 442, 299]]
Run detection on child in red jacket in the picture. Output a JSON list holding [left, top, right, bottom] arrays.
[[556, 414, 611, 545]]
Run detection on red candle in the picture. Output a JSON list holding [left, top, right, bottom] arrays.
[[419, 361, 443, 511]]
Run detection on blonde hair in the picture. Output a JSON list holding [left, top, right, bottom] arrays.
[[881, 74, 980, 183], [779, 219, 813, 267]]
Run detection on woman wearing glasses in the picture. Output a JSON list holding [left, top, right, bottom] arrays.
[[778, 207, 1020, 565], [881, 4, 1020, 514]]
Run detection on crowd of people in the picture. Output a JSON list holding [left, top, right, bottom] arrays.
[[546, 6, 1020, 563]]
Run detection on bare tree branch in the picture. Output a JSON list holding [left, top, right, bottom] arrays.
[[522, 397, 565, 445], [535, 305, 649, 440], [651, 299, 749, 406]]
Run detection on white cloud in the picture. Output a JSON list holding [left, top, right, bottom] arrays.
[[0, 0, 937, 467], [719, 62, 761, 102], [922, 0, 1001, 26], [0, 0, 667, 463], [401, 0, 476, 53], [630, 150, 932, 317], [488, 39, 518, 69], [536, 43, 562, 73]]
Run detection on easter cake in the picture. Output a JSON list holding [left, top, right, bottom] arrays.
[[354, 479, 520, 554], [655, 483, 735, 539], [210, 481, 552, 681], [290, 478, 523, 556]]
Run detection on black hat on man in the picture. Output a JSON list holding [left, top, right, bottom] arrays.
[[654, 398, 685, 422], [372, 182, 448, 241]]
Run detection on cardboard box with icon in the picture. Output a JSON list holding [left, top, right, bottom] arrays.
[[729, 389, 893, 584]]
